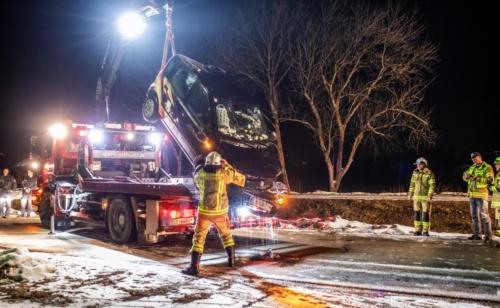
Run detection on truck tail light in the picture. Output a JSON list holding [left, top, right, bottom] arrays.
[[170, 210, 179, 219], [182, 209, 195, 217]]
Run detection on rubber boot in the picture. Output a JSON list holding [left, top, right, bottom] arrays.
[[413, 231, 422, 236], [226, 246, 235, 267], [182, 252, 201, 276], [422, 231, 429, 237]]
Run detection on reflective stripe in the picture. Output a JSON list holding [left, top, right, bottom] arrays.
[[468, 191, 489, 199], [222, 238, 235, 248], [413, 195, 429, 201], [198, 208, 228, 216]]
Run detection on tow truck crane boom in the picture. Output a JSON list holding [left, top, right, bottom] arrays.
[[95, 2, 163, 123]]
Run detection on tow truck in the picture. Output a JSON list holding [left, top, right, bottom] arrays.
[[32, 120, 197, 244], [31, 0, 286, 244]]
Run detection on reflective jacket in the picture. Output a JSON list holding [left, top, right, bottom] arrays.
[[194, 163, 246, 216], [409, 167, 436, 201], [463, 162, 494, 200], [490, 172, 500, 209]]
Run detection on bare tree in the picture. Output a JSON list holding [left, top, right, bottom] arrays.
[[287, 2, 438, 191], [215, 1, 298, 188]]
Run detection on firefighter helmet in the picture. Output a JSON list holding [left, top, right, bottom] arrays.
[[494, 156, 500, 165], [414, 157, 428, 166], [470, 152, 481, 159], [205, 151, 222, 166]]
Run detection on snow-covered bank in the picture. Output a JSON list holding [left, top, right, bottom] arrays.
[[0, 245, 269, 307], [288, 191, 472, 202], [277, 216, 470, 240], [0, 248, 56, 282]]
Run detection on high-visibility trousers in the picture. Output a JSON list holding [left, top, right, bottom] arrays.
[[494, 208, 500, 236], [413, 200, 431, 232], [192, 213, 235, 254]]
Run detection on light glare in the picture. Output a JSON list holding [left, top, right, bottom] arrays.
[[118, 12, 147, 39], [49, 123, 68, 139], [88, 129, 104, 144]]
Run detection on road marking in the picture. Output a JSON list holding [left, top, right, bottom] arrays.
[[308, 258, 500, 277], [245, 269, 500, 303], [298, 263, 500, 287]]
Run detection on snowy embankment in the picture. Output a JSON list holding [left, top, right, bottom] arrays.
[[244, 215, 470, 241], [0, 248, 56, 282], [288, 191, 473, 202], [0, 245, 267, 307]]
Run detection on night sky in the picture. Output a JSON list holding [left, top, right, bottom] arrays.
[[0, 0, 497, 192]]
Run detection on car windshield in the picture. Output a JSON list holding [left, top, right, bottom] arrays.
[[216, 103, 271, 143], [200, 69, 251, 101]]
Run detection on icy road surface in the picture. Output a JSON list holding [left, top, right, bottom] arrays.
[[1, 218, 499, 307]]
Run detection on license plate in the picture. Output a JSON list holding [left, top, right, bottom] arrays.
[[172, 217, 195, 225]]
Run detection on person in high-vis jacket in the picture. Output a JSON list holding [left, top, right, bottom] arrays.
[[489, 156, 500, 238], [463, 152, 494, 243], [408, 157, 436, 236], [183, 151, 246, 276]]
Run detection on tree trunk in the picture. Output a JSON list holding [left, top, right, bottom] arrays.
[[323, 153, 336, 192], [273, 121, 290, 188], [269, 91, 290, 189]]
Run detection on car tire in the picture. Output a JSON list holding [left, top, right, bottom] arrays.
[[107, 195, 136, 244], [39, 193, 52, 229], [142, 91, 160, 123]]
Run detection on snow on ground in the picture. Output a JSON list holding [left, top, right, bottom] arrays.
[[273, 215, 470, 240], [287, 191, 472, 202], [0, 248, 56, 282], [0, 246, 270, 307]]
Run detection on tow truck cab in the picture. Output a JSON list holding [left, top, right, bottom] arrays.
[[31, 121, 197, 244]]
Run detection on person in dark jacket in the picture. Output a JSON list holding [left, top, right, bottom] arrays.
[[0, 168, 17, 218], [20, 170, 37, 218]]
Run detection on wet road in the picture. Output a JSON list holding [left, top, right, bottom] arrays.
[[1, 218, 499, 306]]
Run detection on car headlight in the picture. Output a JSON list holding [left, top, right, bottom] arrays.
[[236, 207, 251, 218], [148, 133, 162, 145]]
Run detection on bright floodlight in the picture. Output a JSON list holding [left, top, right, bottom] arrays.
[[148, 133, 161, 145], [126, 132, 135, 141], [48, 123, 68, 139], [89, 129, 104, 144], [118, 12, 147, 39], [30, 161, 40, 170]]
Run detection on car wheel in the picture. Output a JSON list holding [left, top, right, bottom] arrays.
[[107, 195, 136, 244], [39, 193, 53, 229], [142, 91, 160, 123]]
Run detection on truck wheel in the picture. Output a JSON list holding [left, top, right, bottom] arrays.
[[142, 91, 160, 123], [39, 193, 52, 229], [107, 196, 136, 244]]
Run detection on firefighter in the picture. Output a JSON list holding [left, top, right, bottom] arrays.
[[408, 157, 436, 236], [489, 157, 500, 238], [183, 151, 246, 276], [463, 152, 494, 243], [20, 169, 37, 218], [0, 168, 17, 218]]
